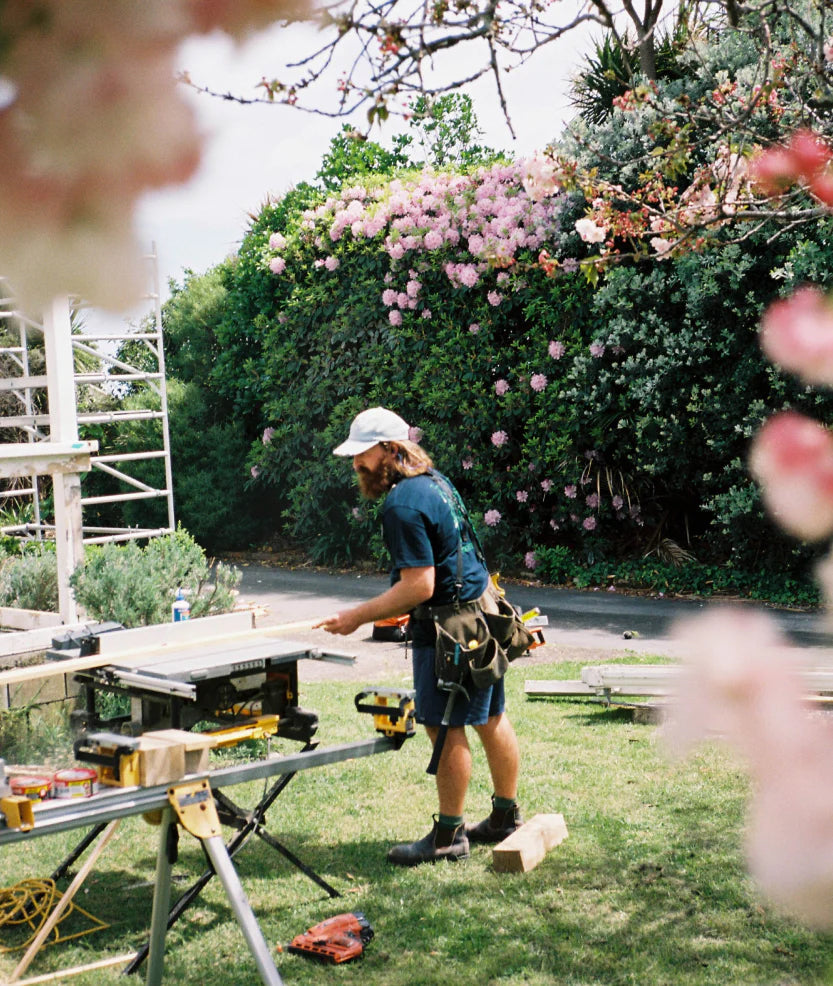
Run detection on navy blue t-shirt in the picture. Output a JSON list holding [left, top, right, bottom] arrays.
[[381, 471, 489, 646]]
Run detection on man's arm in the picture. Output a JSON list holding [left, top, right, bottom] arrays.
[[313, 566, 434, 636]]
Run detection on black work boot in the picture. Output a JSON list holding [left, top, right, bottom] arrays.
[[465, 797, 523, 844], [387, 816, 470, 866]]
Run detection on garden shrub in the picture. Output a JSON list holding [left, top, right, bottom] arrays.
[[70, 527, 240, 627], [0, 544, 59, 612]]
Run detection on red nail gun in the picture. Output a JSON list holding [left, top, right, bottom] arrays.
[[287, 911, 374, 964]]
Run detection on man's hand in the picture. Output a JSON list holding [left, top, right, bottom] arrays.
[[312, 566, 434, 637], [313, 610, 364, 636]]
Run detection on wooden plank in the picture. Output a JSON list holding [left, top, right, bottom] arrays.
[[0, 613, 324, 688], [524, 680, 595, 696], [0, 441, 97, 478], [0, 608, 65, 632], [492, 813, 568, 873]]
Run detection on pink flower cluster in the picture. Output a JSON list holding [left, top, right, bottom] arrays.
[[750, 129, 833, 206], [1, 0, 310, 313], [268, 162, 566, 318]]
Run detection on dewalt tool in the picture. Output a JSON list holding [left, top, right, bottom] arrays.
[[354, 688, 416, 745], [287, 911, 373, 964]]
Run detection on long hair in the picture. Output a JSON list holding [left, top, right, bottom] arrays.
[[387, 439, 433, 478]]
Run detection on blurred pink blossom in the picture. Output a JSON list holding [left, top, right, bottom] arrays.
[[324, 255, 340, 271], [586, 492, 600, 508], [495, 379, 510, 396], [749, 410, 833, 541], [666, 609, 833, 927], [516, 490, 528, 502], [462, 458, 474, 470], [530, 373, 548, 392], [589, 342, 606, 358], [564, 484, 577, 499], [484, 509, 502, 527], [491, 431, 508, 447], [389, 310, 402, 327], [524, 551, 537, 570], [541, 479, 553, 492], [270, 257, 286, 275], [548, 340, 566, 359], [760, 286, 833, 386], [582, 516, 596, 530], [575, 218, 607, 243], [262, 427, 275, 445], [269, 232, 287, 251], [487, 291, 503, 307], [469, 323, 481, 334], [408, 426, 423, 442]]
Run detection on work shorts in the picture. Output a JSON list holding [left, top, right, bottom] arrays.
[[411, 644, 506, 728]]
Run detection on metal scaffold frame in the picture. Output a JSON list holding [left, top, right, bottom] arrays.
[[0, 245, 175, 622]]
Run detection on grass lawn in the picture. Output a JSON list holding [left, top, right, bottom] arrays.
[[2, 656, 833, 985]]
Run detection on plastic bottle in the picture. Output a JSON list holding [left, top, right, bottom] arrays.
[[172, 588, 191, 622]]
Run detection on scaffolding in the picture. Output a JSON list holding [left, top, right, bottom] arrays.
[[0, 245, 175, 621]]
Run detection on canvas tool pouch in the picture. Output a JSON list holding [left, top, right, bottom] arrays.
[[479, 583, 537, 662], [430, 601, 507, 690]]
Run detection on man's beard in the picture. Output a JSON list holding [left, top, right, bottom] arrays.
[[356, 460, 397, 500]]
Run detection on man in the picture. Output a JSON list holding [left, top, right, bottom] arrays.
[[314, 406, 523, 866]]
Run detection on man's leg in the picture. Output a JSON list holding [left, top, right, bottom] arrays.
[[425, 724, 471, 815], [472, 712, 519, 800], [386, 725, 471, 866], [466, 712, 523, 843]]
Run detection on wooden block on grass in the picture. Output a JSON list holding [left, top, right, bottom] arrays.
[[492, 813, 568, 873]]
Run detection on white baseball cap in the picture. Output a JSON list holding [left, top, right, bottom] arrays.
[[333, 407, 410, 456]]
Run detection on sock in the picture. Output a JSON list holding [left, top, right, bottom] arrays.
[[436, 813, 463, 846], [493, 796, 516, 811]]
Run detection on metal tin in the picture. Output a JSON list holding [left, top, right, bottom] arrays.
[[10, 774, 52, 801], [52, 767, 98, 799]]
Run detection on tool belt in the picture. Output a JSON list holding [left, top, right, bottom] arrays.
[[414, 583, 536, 690]]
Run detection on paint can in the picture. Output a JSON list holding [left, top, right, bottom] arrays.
[[10, 774, 52, 801], [52, 767, 98, 799]]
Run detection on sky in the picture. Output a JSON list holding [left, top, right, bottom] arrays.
[[91, 17, 594, 331]]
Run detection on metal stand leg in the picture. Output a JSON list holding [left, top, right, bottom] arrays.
[[202, 835, 283, 986], [146, 808, 176, 986]]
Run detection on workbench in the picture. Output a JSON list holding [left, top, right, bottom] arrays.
[[0, 614, 416, 986]]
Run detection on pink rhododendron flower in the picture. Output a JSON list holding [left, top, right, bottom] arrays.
[[250, 465, 261, 478], [262, 427, 275, 445], [469, 323, 480, 334], [421, 309, 432, 319], [495, 379, 510, 396], [749, 410, 833, 541], [487, 291, 503, 307], [269, 257, 286, 275], [564, 484, 577, 499], [612, 495, 624, 510], [424, 229, 443, 249], [586, 492, 599, 508], [324, 255, 339, 271], [760, 286, 833, 386], [516, 490, 528, 503], [491, 431, 508, 447], [484, 509, 502, 527], [530, 373, 548, 392], [589, 343, 606, 358], [524, 551, 537, 570], [666, 608, 833, 927], [548, 340, 565, 359], [462, 458, 473, 470], [269, 232, 287, 251], [582, 516, 597, 530], [389, 310, 402, 326], [521, 151, 563, 202], [541, 479, 553, 492], [408, 426, 423, 442], [382, 288, 397, 306], [575, 218, 607, 243]]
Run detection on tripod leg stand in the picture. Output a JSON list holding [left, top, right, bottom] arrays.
[[145, 781, 283, 986]]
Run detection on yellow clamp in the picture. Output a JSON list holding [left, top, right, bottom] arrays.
[[167, 779, 221, 840]]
